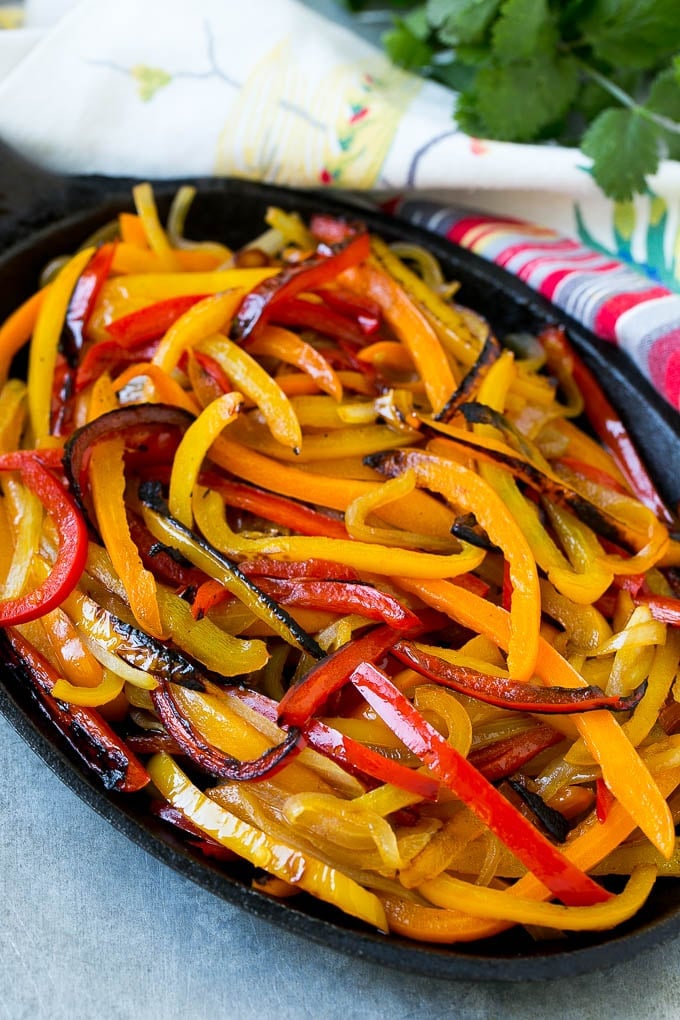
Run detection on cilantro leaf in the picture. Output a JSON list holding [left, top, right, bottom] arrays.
[[384, 18, 434, 71], [646, 67, 680, 159], [426, 0, 502, 45], [582, 0, 680, 70], [492, 0, 558, 62], [470, 54, 579, 141], [581, 108, 661, 200]]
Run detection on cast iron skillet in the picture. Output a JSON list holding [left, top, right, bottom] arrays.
[[0, 144, 679, 983]]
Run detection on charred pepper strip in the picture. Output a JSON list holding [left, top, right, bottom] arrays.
[[151, 683, 303, 782], [138, 481, 324, 659], [392, 641, 648, 714], [270, 296, 370, 347], [540, 326, 673, 524], [4, 629, 149, 792], [0, 451, 87, 625], [231, 232, 371, 342], [350, 661, 611, 907], [433, 333, 501, 423]]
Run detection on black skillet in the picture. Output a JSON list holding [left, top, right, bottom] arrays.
[[1, 143, 679, 983]]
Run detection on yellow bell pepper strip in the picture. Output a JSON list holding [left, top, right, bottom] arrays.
[[350, 661, 610, 906], [234, 685, 438, 800], [340, 261, 456, 415], [151, 683, 303, 782], [0, 287, 46, 386], [248, 325, 342, 401], [89, 436, 165, 639], [418, 865, 655, 930], [146, 752, 388, 931], [231, 417, 418, 464], [372, 449, 539, 682], [392, 641, 646, 714], [51, 667, 125, 707], [132, 182, 180, 271], [197, 334, 302, 451], [139, 482, 324, 660], [397, 577, 676, 859], [152, 291, 249, 375], [209, 436, 457, 539], [0, 451, 87, 625], [192, 483, 485, 581], [28, 246, 95, 444], [168, 391, 244, 527], [5, 628, 149, 792], [231, 231, 371, 342], [540, 325, 674, 524]]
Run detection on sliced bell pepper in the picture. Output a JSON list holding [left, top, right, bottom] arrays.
[[313, 287, 380, 334], [106, 294, 207, 347], [75, 338, 161, 392], [254, 577, 421, 632], [350, 661, 610, 906], [231, 231, 371, 342], [397, 576, 676, 859], [248, 325, 342, 401], [0, 451, 87, 625], [467, 724, 564, 782], [270, 296, 369, 347], [0, 287, 46, 386], [540, 326, 673, 524], [633, 592, 680, 626], [278, 623, 402, 727], [5, 629, 148, 792], [392, 641, 646, 714]]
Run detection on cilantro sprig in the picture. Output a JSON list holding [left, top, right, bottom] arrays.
[[343, 0, 680, 200]]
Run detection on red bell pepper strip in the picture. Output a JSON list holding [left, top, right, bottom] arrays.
[[467, 725, 564, 782], [52, 243, 117, 433], [127, 510, 207, 589], [392, 640, 647, 714], [200, 473, 349, 539], [313, 287, 381, 335], [555, 457, 629, 496], [255, 577, 421, 631], [5, 629, 149, 792], [106, 294, 207, 347], [0, 451, 87, 625], [75, 338, 161, 392], [233, 687, 439, 800], [184, 349, 233, 395], [239, 558, 359, 581], [540, 326, 673, 523], [270, 297, 369, 347], [595, 778, 616, 824], [231, 232, 371, 342], [277, 623, 404, 727], [151, 683, 304, 782], [632, 592, 680, 626], [63, 243, 117, 358], [350, 661, 611, 907]]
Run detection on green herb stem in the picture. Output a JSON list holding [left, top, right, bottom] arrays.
[[576, 59, 680, 137]]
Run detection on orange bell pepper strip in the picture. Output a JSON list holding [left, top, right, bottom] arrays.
[[89, 436, 165, 639], [118, 212, 149, 247], [374, 448, 539, 682], [248, 325, 342, 401], [0, 287, 47, 387], [152, 291, 250, 374], [209, 436, 457, 540], [340, 262, 456, 415], [396, 576, 675, 860], [111, 362, 201, 415]]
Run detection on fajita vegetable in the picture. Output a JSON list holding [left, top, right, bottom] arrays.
[[1, 183, 679, 944]]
